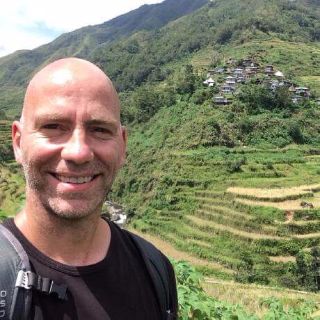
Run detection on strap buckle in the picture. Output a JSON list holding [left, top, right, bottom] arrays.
[[15, 270, 33, 290], [15, 270, 68, 300], [49, 282, 68, 300]]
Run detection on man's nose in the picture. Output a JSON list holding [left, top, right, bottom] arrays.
[[61, 129, 93, 164]]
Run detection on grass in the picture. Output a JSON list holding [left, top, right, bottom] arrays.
[[227, 185, 317, 201], [185, 215, 284, 240], [0, 163, 25, 216], [129, 227, 235, 275], [235, 197, 320, 210], [203, 279, 320, 318], [299, 76, 320, 96], [121, 144, 320, 289], [269, 256, 296, 263], [0, 120, 12, 143]]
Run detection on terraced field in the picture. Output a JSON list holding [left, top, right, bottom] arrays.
[[131, 146, 320, 286], [0, 119, 25, 217], [0, 120, 12, 145], [0, 162, 25, 217]]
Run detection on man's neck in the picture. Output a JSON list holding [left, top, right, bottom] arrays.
[[14, 203, 111, 266]]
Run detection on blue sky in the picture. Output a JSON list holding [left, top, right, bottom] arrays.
[[0, 0, 163, 57]]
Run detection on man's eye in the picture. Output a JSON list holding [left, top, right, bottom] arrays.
[[42, 124, 60, 130], [40, 124, 67, 137], [94, 127, 108, 133], [91, 127, 112, 139]]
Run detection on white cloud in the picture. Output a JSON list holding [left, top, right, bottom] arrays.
[[0, 0, 163, 57]]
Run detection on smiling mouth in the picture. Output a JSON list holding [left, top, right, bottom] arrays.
[[51, 174, 98, 184]]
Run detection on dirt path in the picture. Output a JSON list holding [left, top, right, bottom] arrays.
[[185, 215, 285, 240], [269, 256, 296, 263], [128, 227, 234, 275], [227, 184, 320, 199], [235, 197, 320, 210], [197, 202, 251, 220], [293, 232, 320, 239]]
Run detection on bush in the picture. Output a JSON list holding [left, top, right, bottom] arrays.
[[173, 260, 317, 319], [288, 122, 304, 144], [225, 156, 246, 173], [173, 260, 257, 319]]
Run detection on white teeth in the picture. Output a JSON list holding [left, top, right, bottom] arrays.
[[56, 175, 93, 184]]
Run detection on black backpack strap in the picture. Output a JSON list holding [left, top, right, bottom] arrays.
[[0, 224, 32, 320], [0, 224, 68, 320], [128, 232, 176, 320]]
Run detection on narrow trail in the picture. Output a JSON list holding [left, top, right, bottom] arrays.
[[293, 232, 320, 239]]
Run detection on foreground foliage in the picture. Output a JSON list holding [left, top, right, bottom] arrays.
[[174, 260, 320, 319]]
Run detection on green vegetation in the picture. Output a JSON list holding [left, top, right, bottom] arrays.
[[0, 0, 208, 116], [175, 260, 320, 319], [0, 120, 13, 160], [112, 114, 320, 289], [0, 162, 25, 218]]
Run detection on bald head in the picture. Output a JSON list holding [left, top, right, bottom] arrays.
[[21, 58, 120, 124]]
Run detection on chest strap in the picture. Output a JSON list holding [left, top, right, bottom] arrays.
[[15, 270, 68, 301]]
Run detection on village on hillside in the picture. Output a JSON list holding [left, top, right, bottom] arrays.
[[203, 57, 320, 106]]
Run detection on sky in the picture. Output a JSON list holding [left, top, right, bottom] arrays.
[[0, 0, 163, 58]]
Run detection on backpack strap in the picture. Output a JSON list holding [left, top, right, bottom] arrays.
[[128, 231, 176, 320], [0, 224, 68, 320], [0, 224, 32, 320]]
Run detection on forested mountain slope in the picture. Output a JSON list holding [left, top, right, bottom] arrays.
[[1, 0, 320, 116], [0, 0, 207, 116]]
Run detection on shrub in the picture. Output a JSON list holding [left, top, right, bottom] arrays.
[[173, 260, 257, 319], [226, 156, 246, 173]]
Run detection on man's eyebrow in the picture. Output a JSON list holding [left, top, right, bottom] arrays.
[[34, 114, 70, 124], [33, 115, 119, 126], [86, 119, 118, 125], [85, 119, 119, 129]]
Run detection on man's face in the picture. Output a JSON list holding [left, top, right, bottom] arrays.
[[12, 69, 126, 219]]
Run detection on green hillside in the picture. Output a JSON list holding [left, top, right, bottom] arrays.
[[0, 0, 207, 117], [0, 0, 320, 310], [90, 0, 320, 91], [101, 0, 320, 292]]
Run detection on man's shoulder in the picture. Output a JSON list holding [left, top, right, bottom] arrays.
[[107, 221, 178, 319], [108, 220, 171, 265]]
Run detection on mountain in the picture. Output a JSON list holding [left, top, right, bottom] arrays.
[[0, 0, 208, 116], [1, 0, 320, 116]]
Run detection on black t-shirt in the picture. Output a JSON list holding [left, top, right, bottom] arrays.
[[3, 218, 172, 320]]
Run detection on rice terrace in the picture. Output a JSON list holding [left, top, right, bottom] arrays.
[[127, 146, 320, 278], [116, 144, 320, 316]]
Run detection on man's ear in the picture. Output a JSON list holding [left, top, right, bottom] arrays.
[[119, 125, 128, 168], [12, 120, 23, 164]]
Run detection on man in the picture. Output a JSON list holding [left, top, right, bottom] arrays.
[[3, 58, 177, 319]]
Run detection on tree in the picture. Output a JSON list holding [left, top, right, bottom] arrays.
[[311, 247, 320, 291], [295, 248, 320, 291], [175, 65, 196, 95]]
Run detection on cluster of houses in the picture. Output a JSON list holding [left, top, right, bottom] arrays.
[[203, 58, 319, 106]]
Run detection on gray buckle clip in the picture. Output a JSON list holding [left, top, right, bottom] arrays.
[[15, 270, 32, 290]]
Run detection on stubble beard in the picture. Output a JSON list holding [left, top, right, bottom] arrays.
[[22, 161, 115, 221]]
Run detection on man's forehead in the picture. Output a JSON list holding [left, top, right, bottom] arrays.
[[23, 87, 120, 123], [22, 58, 121, 122], [32, 109, 119, 123]]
